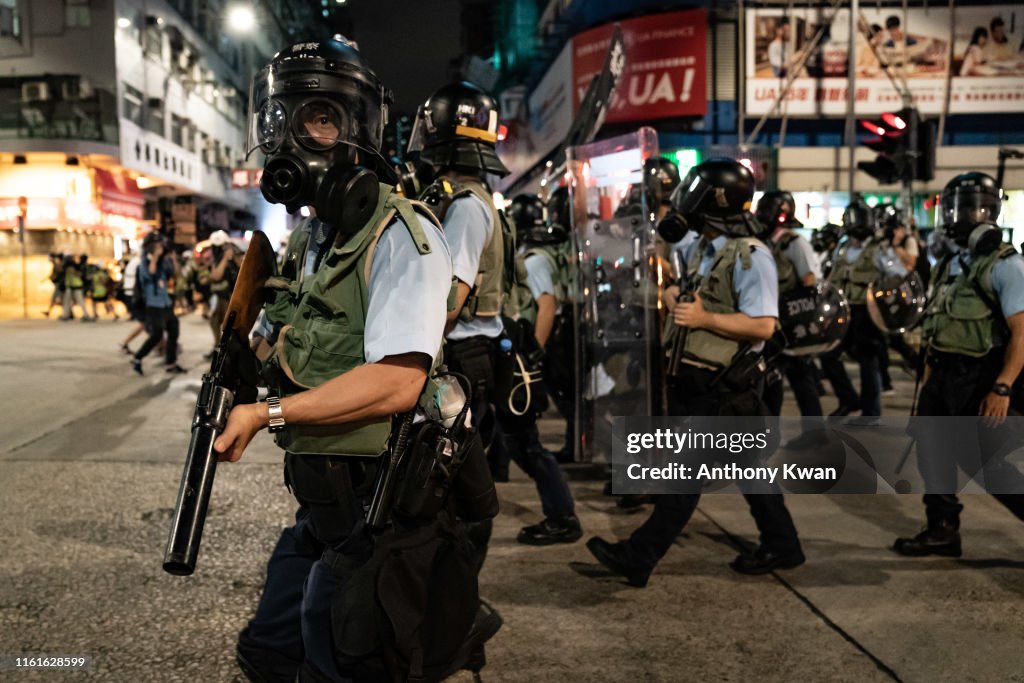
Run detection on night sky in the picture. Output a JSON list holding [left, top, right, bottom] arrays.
[[346, 0, 465, 116]]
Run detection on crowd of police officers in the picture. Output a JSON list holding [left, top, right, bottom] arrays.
[[188, 36, 1024, 683]]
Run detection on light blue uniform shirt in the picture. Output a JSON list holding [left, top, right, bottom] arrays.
[[773, 230, 822, 280], [444, 193, 505, 340], [683, 234, 779, 318], [670, 231, 699, 283], [682, 234, 778, 353], [254, 215, 452, 364], [948, 245, 1024, 319], [524, 252, 555, 300]]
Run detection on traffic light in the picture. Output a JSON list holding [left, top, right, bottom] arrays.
[[857, 107, 935, 184]]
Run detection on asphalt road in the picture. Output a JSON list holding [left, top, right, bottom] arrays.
[[1, 314, 1023, 682]]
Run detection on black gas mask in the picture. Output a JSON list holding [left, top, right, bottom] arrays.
[[939, 172, 1002, 251], [247, 39, 394, 235], [842, 202, 876, 241], [656, 158, 759, 243]]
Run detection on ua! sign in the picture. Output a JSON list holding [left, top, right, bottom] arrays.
[[572, 9, 708, 123]]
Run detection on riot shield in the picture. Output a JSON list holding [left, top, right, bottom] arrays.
[[567, 128, 663, 463]]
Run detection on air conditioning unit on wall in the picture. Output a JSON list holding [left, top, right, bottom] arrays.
[[22, 82, 51, 102]]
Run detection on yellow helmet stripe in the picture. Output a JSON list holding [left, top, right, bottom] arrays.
[[455, 125, 498, 143]]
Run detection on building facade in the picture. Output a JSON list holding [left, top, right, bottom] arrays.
[[0, 0, 318, 317], [495, 0, 1024, 239]]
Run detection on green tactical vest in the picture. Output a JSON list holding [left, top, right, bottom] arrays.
[[261, 184, 438, 458], [830, 238, 880, 305], [670, 236, 759, 369], [771, 232, 800, 294], [921, 243, 1016, 358], [450, 179, 505, 320]]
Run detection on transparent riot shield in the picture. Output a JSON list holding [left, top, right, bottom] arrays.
[[567, 128, 664, 463]]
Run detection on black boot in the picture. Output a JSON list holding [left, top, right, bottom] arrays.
[[730, 545, 806, 575], [893, 524, 962, 557], [585, 537, 650, 588], [518, 515, 582, 545]]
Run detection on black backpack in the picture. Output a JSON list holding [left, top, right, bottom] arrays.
[[326, 514, 484, 683], [131, 261, 147, 311]]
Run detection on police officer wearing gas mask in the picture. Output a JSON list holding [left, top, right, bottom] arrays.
[[587, 159, 805, 585], [820, 197, 907, 422], [754, 190, 826, 444], [513, 188, 577, 463], [894, 172, 1024, 558], [408, 83, 511, 467], [502, 190, 582, 543], [210, 38, 454, 682]]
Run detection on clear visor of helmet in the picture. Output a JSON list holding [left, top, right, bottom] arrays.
[[406, 105, 428, 155], [245, 66, 388, 161], [669, 171, 712, 218], [939, 187, 1001, 229], [842, 205, 872, 232]]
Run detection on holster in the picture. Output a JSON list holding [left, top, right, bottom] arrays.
[[713, 350, 768, 394], [284, 453, 377, 545]]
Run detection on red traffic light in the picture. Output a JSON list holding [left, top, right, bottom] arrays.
[[881, 112, 907, 130], [859, 119, 888, 136]]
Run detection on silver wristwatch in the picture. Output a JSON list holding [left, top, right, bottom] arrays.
[[266, 395, 286, 433]]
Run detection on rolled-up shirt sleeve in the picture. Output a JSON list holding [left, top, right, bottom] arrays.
[[992, 254, 1024, 320], [364, 214, 453, 364], [525, 253, 555, 300]]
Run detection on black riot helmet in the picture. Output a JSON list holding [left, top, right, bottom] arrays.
[[530, 186, 571, 244], [842, 198, 877, 241], [755, 190, 802, 233], [657, 157, 757, 243], [644, 156, 681, 208], [812, 223, 841, 254], [407, 81, 509, 177], [939, 172, 1002, 246], [246, 37, 394, 229], [507, 194, 545, 242], [548, 186, 571, 231]]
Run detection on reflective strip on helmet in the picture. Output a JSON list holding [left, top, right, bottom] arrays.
[[455, 125, 498, 143]]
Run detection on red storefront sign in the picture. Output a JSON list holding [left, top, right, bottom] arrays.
[[94, 168, 144, 219], [572, 9, 708, 123]]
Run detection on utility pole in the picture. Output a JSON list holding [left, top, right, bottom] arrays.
[[846, 0, 859, 197], [18, 196, 28, 319]]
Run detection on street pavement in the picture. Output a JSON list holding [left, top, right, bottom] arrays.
[[1, 314, 1023, 682]]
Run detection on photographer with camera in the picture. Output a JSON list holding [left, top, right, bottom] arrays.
[[131, 233, 185, 375]]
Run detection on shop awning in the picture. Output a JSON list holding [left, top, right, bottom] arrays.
[[94, 168, 144, 219]]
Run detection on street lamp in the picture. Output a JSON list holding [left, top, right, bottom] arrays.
[[226, 5, 255, 32]]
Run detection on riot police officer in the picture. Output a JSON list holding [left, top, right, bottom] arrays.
[[894, 172, 1024, 557], [210, 39, 459, 682], [504, 190, 582, 544], [408, 81, 511, 476], [820, 197, 907, 422], [755, 190, 825, 442], [522, 188, 577, 462], [586, 158, 804, 585]]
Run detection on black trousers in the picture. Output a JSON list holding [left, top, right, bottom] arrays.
[[820, 305, 885, 416], [134, 306, 179, 365], [240, 455, 376, 682], [915, 349, 1024, 529], [627, 365, 801, 572], [763, 355, 824, 421]]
